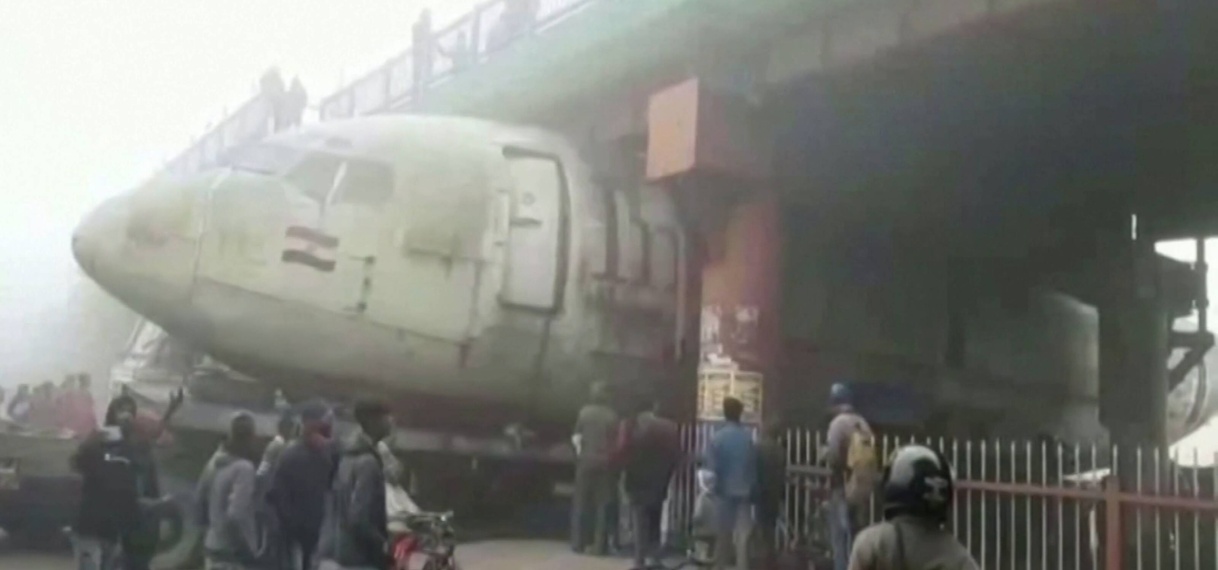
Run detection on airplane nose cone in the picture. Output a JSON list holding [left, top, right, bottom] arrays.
[[71, 181, 202, 318], [72, 196, 127, 277]]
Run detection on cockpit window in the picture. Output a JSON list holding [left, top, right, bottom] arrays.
[[218, 143, 302, 175], [281, 151, 394, 206], [332, 159, 394, 206], [283, 153, 345, 203]]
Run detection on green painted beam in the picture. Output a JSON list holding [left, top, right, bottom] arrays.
[[408, 0, 835, 121]]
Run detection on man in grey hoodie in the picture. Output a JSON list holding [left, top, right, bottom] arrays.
[[198, 412, 260, 570]]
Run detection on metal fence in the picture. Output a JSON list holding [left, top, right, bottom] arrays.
[[159, 0, 598, 180], [318, 0, 597, 121], [657, 426, 1218, 570]]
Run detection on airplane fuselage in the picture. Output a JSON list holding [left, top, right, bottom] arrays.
[[74, 116, 685, 428]]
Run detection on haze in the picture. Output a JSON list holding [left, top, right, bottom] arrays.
[[0, 1, 475, 385], [0, 2, 1213, 454]]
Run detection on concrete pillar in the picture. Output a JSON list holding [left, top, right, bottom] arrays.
[[1098, 235, 1169, 451], [696, 195, 783, 426], [644, 76, 778, 428], [1097, 228, 1171, 568]]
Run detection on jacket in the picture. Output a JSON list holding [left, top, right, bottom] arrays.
[[270, 437, 336, 542], [573, 403, 619, 468], [316, 432, 388, 568], [194, 446, 226, 526], [72, 431, 145, 540], [706, 422, 757, 499], [257, 435, 287, 477], [623, 412, 681, 506], [826, 410, 871, 488], [849, 517, 980, 570], [200, 449, 258, 564], [754, 438, 787, 512]]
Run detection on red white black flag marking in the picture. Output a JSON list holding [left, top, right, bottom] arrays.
[[282, 225, 339, 272]]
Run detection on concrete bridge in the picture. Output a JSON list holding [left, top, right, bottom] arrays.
[[159, 0, 1218, 453]]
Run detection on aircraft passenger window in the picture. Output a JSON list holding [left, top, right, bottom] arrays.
[[283, 153, 344, 203], [219, 144, 302, 175], [613, 190, 646, 283], [333, 159, 394, 206]]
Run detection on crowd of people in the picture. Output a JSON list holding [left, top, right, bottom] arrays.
[[59, 376, 979, 570], [67, 391, 403, 570], [570, 381, 979, 570], [1, 374, 98, 437]]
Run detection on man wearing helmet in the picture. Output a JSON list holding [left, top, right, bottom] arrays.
[[849, 444, 979, 570]]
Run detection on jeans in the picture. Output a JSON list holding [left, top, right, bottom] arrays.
[[828, 489, 855, 570], [72, 535, 119, 570], [632, 503, 664, 567], [571, 463, 616, 554], [285, 534, 317, 570], [754, 502, 781, 570], [712, 496, 753, 570]]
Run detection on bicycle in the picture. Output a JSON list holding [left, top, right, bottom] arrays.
[[391, 511, 459, 570]]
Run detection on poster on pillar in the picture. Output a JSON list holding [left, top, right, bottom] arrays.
[[697, 366, 763, 425]]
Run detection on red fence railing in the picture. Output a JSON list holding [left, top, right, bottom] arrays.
[[657, 426, 1218, 570]]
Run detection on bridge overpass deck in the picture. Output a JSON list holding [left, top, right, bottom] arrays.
[[140, 0, 1218, 446]]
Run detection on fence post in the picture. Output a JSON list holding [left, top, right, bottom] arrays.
[[1104, 476, 1123, 570]]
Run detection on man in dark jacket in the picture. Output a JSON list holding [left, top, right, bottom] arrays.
[[316, 399, 392, 570], [623, 400, 681, 570], [121, 389, 183, 570], [754, 421, 788, 570], [71, 395, 166, 570], [270, 401, 335, 570], [198, 412, 260, 570]]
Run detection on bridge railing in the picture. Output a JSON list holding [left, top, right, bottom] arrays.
[[656, 426, 1218, 570], [319, 0, 597, 121], [160, 93, 277, 178], [159, 0, 597, 180]]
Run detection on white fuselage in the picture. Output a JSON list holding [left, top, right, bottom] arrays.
[[74, 116, 684, 422]]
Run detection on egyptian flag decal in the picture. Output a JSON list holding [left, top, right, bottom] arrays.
[[282, 225, 339, 272]]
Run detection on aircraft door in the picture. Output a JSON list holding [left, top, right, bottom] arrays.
[[500, 148, 568, 311]]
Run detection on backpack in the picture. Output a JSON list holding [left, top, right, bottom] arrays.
[[844, 417, 878, 506]]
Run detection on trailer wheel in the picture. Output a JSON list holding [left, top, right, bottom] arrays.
[[150, 489, 203, 570]]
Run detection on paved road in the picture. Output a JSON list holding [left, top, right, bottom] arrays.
[[0, 540, 641, 570], [0, 550, 70, 570]]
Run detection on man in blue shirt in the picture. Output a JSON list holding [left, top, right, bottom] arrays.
[[706, 397, 756, 570]]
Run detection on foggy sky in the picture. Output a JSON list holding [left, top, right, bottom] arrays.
[[0, 1, 473, 385]]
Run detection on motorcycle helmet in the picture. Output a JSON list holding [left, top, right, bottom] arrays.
[[882, 444, 955, 523]]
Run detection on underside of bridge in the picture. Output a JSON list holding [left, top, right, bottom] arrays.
[[632, 0, 1218, 448]]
